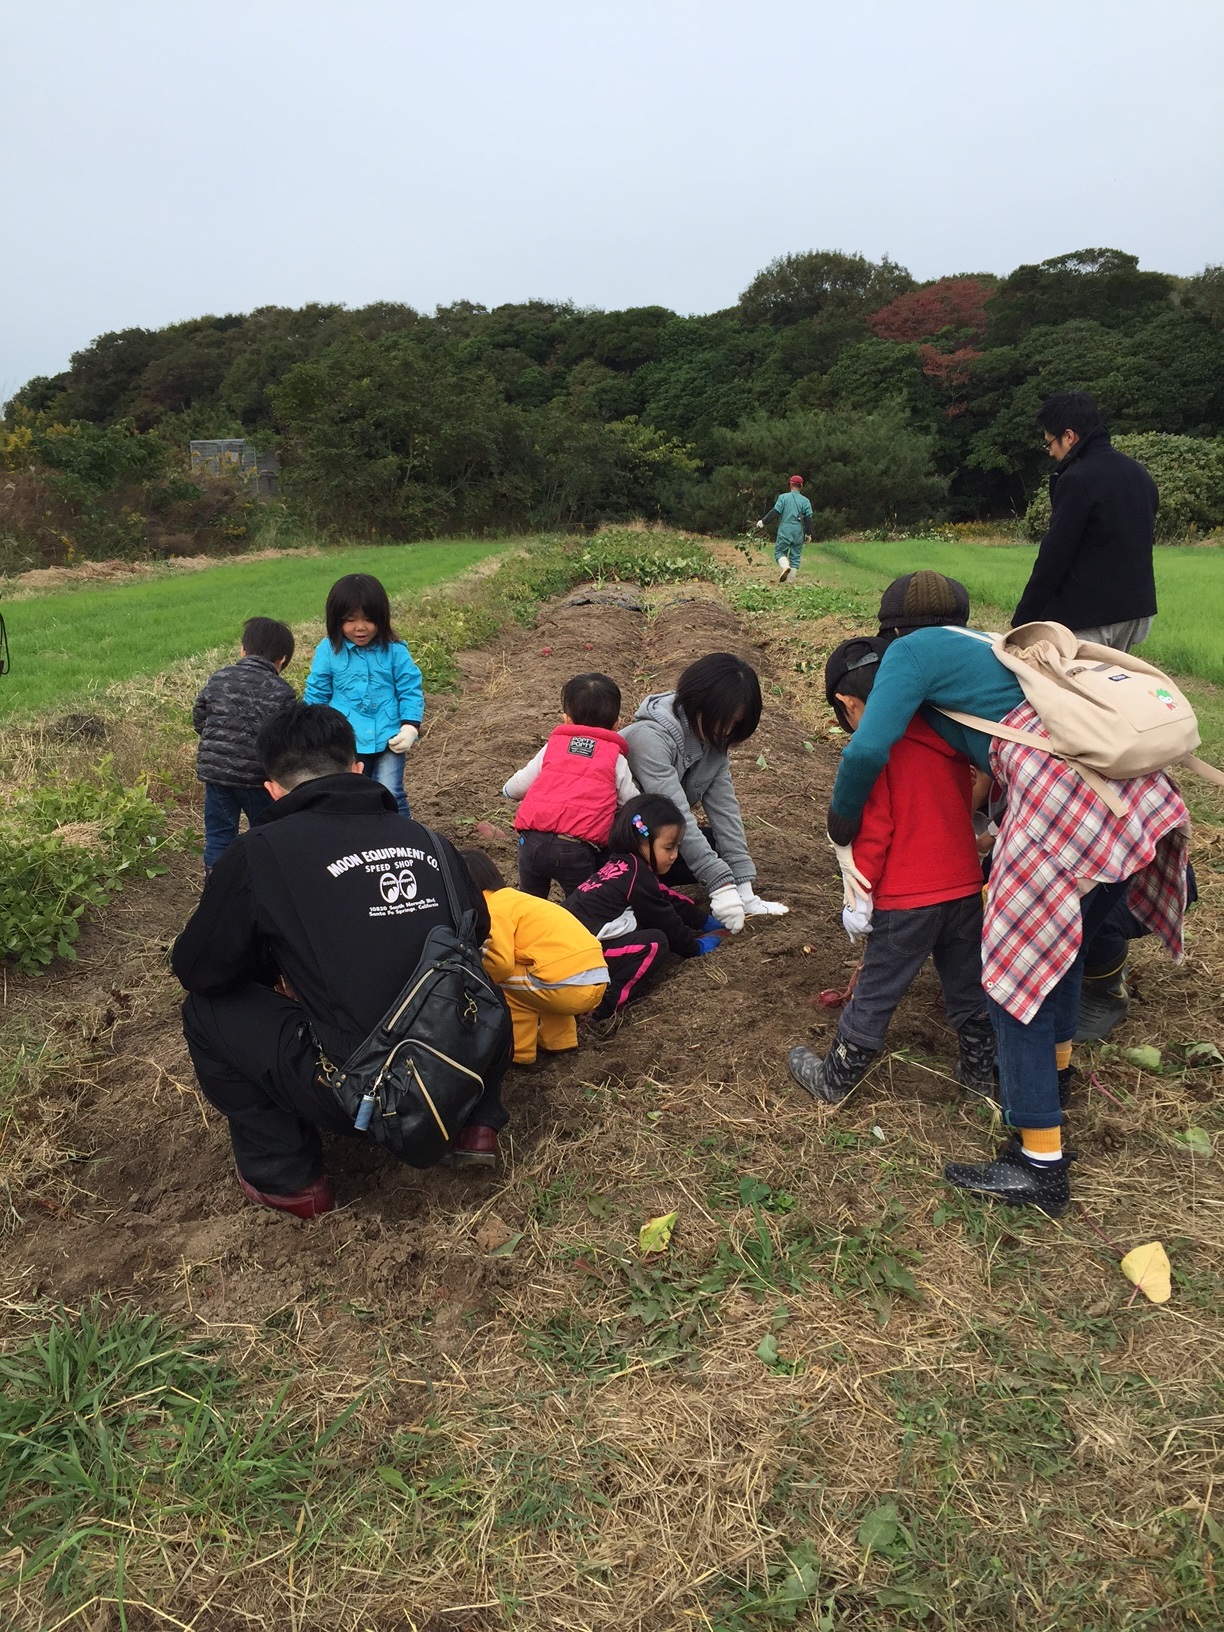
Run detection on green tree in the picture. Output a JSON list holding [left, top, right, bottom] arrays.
[[737, 250, 914, 329]]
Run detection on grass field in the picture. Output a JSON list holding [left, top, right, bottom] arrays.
[[0, 538, 510, 719], [824, 539, 1224, 687]]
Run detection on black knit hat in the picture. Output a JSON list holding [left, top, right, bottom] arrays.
[[877, 570, 970, 632]]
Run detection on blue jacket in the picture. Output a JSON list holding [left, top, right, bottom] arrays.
[[830, 627, 1024, 829], [303, 638, 424, 755]]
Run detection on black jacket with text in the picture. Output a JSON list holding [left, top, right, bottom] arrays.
[[1013, 427, 1159, 631], [171, 775, 488, 1065]]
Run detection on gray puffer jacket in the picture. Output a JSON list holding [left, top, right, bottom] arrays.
[[193, 656, 296, 786], [621, 692, 755, 891]]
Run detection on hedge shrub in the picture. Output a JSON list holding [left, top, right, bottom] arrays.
[[1024, 434, 1224, 541]]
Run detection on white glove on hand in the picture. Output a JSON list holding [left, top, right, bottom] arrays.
[[830, 837, 872, 915], [737, 880, 788, 917], [387, 724, 419, 754], [709, 882, 746, 934], [755, 519, 765, 530], [842, 900, 873, 944]]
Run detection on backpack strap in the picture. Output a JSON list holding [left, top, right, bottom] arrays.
[[1179, 754, 1224, 790], [935, 707, 1128, 818], [419, 826, 479, 944]]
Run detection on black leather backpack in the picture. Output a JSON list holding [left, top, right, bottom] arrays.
[[325, 835, 511, 1166]]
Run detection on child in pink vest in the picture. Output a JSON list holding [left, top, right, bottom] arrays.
[[503, 673, 639, 898]]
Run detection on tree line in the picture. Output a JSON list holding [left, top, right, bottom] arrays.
[[4, 248, 1223, 560]]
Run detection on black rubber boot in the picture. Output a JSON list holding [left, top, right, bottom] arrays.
[[955, 1015, 997, 1098], [788, 1036, 878, 1105], [943, 1137, 1074, 1219], [1074, 966, 1129, 1043]]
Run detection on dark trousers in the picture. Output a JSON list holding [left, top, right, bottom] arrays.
[[592, 931, 669, 1019], [989, 880, 1130, 1130], [838, 892, 986, 1053], [517, 829, 602, 899], [203, 783, 273, 870], [182, 984, 509, 1194]]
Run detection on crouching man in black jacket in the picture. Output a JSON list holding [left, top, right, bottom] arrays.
[[172, 703, 510, 1219]]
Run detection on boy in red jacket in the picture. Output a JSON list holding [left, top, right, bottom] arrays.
[[789, 637, 995, 1104], [503, 673, 639, 898]]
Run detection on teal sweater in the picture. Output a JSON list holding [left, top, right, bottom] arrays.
[[830, 627, 1025, 827]]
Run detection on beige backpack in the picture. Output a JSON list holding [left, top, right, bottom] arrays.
[[938, 622, 1223, 817]]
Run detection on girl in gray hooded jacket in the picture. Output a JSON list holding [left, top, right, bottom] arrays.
[[620, 653, 788, 934]]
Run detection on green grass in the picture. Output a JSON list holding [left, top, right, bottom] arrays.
[[822, 538, 1224, 687], [0, 538, 509, 719]]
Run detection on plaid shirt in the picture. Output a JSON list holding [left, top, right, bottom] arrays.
[[983, 704, 1190, 1022]]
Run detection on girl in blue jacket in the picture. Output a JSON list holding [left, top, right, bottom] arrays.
[[303, 573, 423, 816]]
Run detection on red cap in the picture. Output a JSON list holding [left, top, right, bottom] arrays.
[[789, 474, 803, 486]]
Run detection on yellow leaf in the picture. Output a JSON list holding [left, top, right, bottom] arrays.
[[1120, 1240, 1171, 1304], [638, 1211, 678, 1256]]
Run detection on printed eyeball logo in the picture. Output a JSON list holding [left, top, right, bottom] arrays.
[[379, 868, 417, 904]]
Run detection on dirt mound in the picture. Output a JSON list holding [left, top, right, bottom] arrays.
[[8, 585, 966, 1329]]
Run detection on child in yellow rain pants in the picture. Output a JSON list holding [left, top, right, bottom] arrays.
[[459, 850, 608, 1065]]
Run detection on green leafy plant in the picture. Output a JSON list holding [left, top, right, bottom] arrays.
[[0, 764, 168, 973]]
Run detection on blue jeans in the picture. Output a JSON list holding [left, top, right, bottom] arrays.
[[362, 749, 410, 817], [203, 783, 273, 870], [988, 881, 1131, 1129]]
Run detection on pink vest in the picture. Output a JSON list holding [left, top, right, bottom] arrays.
[[513, 724, 628, 844]]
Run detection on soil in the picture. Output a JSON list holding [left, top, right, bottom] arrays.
[[5, 585, 964, 1330]]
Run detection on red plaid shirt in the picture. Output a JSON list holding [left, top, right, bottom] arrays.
[[983, 704, 1190, 1022]]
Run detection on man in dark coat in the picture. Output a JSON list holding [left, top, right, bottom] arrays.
[[173, 702, 509, 1218], [1014, 391, 1158, 651]]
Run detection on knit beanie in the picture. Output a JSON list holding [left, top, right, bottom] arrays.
[[877, 570, 969, 632]]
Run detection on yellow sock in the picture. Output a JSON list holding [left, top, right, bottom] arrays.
[[1055, 1041, 1072, 1072], [1020, 1125, 1063, 1160]]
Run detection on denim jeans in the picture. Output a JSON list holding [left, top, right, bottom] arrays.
[[361, 749, 410, 817], [989, 880, 1130, 1129], [203, 782, 273, 869]]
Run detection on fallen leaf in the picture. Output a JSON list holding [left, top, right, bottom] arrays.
[[638, 1211, 678, 1256], [1172, 1126, 1213, 1158], [474, 1217, 514, 1252], [1120, 1240, 1171, 1304], [1185, 1041, 1224, 1069], [756, 752, 769, 769], [488, 1232, 523, 1259], [1123, 1045, 1162, 1072], [756, 1332, 780, 1365]]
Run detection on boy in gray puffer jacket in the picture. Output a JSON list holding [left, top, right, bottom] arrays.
[[193, 617, 296, 870]]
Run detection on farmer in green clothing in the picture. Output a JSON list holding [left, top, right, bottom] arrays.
[[757, 475, 813, 584]]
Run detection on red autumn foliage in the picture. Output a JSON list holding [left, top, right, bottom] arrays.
[[867, 278, 994, 343], [917, 345, 982, 387]]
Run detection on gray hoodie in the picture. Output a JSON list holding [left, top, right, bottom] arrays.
[[621, 692, 755, 892]]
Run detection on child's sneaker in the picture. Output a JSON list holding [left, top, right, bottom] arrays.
[[787, 1037, 878, 1104]]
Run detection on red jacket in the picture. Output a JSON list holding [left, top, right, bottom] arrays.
[[513, 724, 628, 845], [853, 713, 981, 911]]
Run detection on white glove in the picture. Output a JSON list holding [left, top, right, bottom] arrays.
[[755, 519, 764, 530], [709, 883, 746, 934], [830, 838, 872, 915], [387, 724, 419, 754], [842, 900, 873, 944], [737, 880, 788, 917]]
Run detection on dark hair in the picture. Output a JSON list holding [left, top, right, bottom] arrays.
[[1035, 390, 1104, 441], [607, 792, 687, 870], [325, 573, 397, 651], [458, 848, 506, 893], [825, 637, 887, 732], [257, 702, 357, 788], [561, 672, 621, 730], [674, 653, 762, 752], [242, 616, 295, 667]]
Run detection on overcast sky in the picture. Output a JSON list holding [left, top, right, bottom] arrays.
[[3, 0, 1222, 397]]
